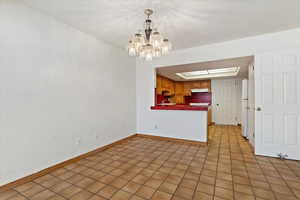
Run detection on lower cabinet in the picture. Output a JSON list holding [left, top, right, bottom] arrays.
[[207, 107, 212, 126]]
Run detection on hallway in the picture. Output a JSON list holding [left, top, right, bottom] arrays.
[[1, 126, 300, 200]]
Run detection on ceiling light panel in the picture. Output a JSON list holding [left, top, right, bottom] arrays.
[[176, 67, 240, 80], [208, 67, 239, 74], [182, 70, 209, 76]]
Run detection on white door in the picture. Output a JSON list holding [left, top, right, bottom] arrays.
[[212, 79, 241, 125], [255, 48, 300, 160], [248, 64, 255, 147]]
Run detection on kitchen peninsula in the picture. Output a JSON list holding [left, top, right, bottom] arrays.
[[149, 74, 213, 143]]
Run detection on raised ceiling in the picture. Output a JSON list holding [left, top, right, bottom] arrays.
[[22, 0, 300, 50], [157, 56, 253, 81]]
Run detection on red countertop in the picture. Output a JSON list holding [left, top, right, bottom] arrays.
[[151, 105, 209, 111]]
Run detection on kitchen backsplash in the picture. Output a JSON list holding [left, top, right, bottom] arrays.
[[185, 92, 212, 105]]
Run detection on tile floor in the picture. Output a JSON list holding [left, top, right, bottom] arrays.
[[1, 125, 300, 200]]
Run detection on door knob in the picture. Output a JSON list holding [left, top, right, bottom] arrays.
[[256, 107, 262, 111]]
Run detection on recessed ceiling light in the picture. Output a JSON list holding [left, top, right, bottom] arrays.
[[176, 67, 240, 80]]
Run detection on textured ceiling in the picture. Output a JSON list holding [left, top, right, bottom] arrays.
[[22, 0, 300, 50], [157, 56, 254, 81]]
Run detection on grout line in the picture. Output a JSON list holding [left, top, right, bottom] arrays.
[[227, 125, 236, 200], [211, 124, 220, 198], [233, 124, 255, 199], [268, 158, 298, 199], [191, 125, 212, 199], [249, 142, 279, 200], [7, 190, 31, 200], [4, 126, 300, 200]]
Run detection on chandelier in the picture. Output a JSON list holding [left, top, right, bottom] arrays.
[[127, 9, 172, 61]]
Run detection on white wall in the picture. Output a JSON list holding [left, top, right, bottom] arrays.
[[136, 27, 300, 135], [0, 0, 135, 186], [211, 79, 242, 125]]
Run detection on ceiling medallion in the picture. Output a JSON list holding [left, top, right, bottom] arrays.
[[127, 9, 172, 61]]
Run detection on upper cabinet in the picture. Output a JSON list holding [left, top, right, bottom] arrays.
[[156, 75, 175, 95], [200, 80, 211, 91], [156, 75, 163, 95], [156, 74, 211, 97], [190, 81, 201, 89], [183, 82, 192, 96], [162, 78, 175, 95], [174, 82, 184, 104], [175, 82, 184, 95], [183, 80, 211, 96]]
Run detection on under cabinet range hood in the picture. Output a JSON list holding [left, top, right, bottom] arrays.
[[191, 88, 209, 93], [190, 102, 210, 106]]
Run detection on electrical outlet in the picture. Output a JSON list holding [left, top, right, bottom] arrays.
[[76, 138, 81, 145]]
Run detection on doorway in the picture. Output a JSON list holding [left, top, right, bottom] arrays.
[[211, 79, 242, 125]]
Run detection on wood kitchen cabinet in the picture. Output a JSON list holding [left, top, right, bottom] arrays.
[[156, 75, 163, 95], [207, 107, 212, 125], [183, 80, 211, 96], [200, 80, 211, 91], [175, 82, 184, 94], [161, 76, 168, 91], [156, 74, 211, 97], [190, 81, 201, 89], [183, 82, 192, 96], [162, 78, 175, 95], [174, 82, 184, 104], [156, 75, 175, 96]]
